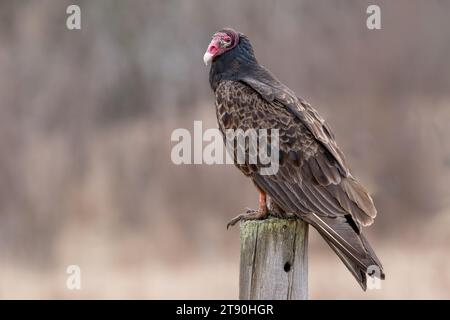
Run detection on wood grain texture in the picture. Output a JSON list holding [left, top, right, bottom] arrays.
[[239, 218, 308, 300]]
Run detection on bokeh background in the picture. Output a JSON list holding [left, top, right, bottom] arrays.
[[1, 0, 449, 299]]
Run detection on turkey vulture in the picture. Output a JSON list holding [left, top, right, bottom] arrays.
[[204, 28, 385, 290]]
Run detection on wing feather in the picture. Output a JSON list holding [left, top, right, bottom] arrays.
[[234, 78, 377, 227]]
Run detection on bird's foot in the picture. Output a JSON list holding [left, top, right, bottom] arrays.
[[226, 207, 269, 229]]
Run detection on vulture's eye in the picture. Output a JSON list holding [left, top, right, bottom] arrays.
[[221, 36, 232, 47]]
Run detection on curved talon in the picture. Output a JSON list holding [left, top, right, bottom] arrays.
[[226, 213, 247, 229], [227, 191, 269, 229], [226, 208, 269, 229]]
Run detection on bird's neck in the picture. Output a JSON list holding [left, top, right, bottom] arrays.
[[209, 39, 260, 91]]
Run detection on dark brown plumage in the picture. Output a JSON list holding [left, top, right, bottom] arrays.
[[204, 28, 384, 290]]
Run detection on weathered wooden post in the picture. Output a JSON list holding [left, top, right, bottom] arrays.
[[239, 218, 308, 300]]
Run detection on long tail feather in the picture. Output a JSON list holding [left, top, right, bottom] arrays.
[[304, 213, 385, 290]]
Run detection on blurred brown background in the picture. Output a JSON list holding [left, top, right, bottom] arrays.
[[0, 0, 449, 299]]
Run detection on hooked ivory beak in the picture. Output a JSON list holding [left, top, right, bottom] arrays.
[[203, 51, 213, 66]]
